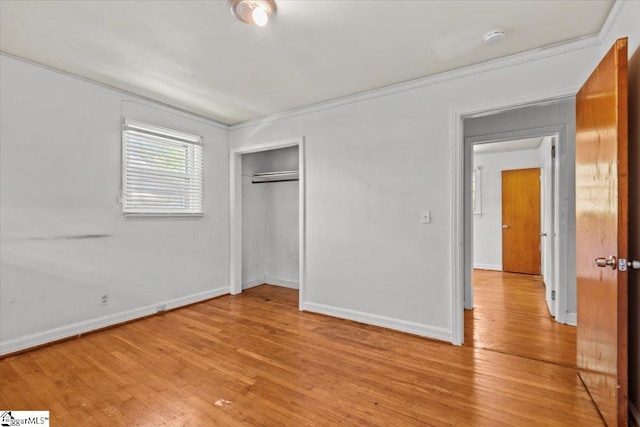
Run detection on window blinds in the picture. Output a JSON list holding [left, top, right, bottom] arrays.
[[122, 119, 203, 216]]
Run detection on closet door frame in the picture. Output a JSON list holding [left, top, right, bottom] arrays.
[[229, 136, 305, 309]]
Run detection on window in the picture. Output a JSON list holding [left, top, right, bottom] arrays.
[[122, 119, 203, 217], [472, 165, 482, 215]]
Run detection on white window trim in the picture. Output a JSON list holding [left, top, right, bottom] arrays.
[[121, 119, 204, 218]]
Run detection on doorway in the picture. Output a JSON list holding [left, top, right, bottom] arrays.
[[471, 139, 550, 277], [466, 135, 574, 365], [468, 131, 561, 311], [229, 137, 305, 308], [452, 96, 577, 347]]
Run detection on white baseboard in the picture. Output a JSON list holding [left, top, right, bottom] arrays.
[[301, 301, 452, 343], [265, 276, 299, 289], [565, 312, 577, 326], [242, 277, 266, 290], [630, 400, 640, 426], [473, 264, 502, 271], [0, 286, 229, 356]]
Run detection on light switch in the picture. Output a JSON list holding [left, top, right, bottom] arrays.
[[421, 210, 431, 224]]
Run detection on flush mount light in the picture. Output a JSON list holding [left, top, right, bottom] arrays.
[[229, 0, 277, 27], [483, 29, 506, 46]]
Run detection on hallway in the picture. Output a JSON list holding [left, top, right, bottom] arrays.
[[464, 269, 577, 367]]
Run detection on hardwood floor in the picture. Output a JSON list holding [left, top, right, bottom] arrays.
[[465, 269, 577, 367], [0, 284, 601, 426]]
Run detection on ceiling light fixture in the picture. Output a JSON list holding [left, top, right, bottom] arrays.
[[229, 0, 276, 27], [483, 29, 506, 46]]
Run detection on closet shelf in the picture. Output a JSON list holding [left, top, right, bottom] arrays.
[[252, 170, 299, 184]]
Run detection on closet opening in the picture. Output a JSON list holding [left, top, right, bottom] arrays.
[[230, 137, 305, 309]]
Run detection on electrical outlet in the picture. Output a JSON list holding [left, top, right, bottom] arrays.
[[100, 294, 109, 306]]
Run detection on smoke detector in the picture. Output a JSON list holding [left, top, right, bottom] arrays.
[[483, 29, 506, 46]]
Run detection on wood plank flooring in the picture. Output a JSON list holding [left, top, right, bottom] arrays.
[[465, 269, 577, 367], [0, 284, 600, 426]]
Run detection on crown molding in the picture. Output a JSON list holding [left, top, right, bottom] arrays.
[[230, 34, 599, 130], [2, 0, 626, 132], [231, 0, 627, 131], [0, 52, 230, 130], [598, 0, 627, 43]]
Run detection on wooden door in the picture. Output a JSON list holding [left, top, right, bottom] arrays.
[[576, 38, 628, 426], [502, 168, 541, 274]]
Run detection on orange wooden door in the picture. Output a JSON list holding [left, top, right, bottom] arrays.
[[576, 38, 628, 426], [502, 168, 541, 275]]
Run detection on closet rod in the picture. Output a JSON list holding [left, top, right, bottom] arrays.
[[251, 170, 299, 184], [251, 178, 299, 184]]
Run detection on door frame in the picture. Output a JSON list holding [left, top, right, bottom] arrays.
[[451, 87, 578, 345], [229, 136, 306, 309]]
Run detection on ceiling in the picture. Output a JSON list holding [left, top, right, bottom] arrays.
[[473, 137, 544, 154], [0, 1, 614, 125]]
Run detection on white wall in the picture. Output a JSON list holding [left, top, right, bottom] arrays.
[[601, 0, 640, 56], [241, 151, 268, 287], [230, 1, 639, 341], [0, 55, 230, 354], [264, 147, 299, 287], [1, 0, 637, 353], [262, 146, 299, 172], [472, 148, 540, 271], [230, 38, 604, 341], [241, 147, 299, 289]]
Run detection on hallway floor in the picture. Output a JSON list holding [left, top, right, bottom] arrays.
[[464, 269, 577, 367]]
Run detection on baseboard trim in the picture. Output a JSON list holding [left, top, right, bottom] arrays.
[[242, 278, 266, 290], [473, 264, 502, 271], [0, 286, 229, 356], [265, 277, 299, 290], [565, 312, 577, 326], [630, 400, 640, 427], [301, 301, 452, 343]]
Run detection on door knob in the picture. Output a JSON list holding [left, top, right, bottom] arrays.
[[594, 255, 616, 269], [502, 224, 509, 229]]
